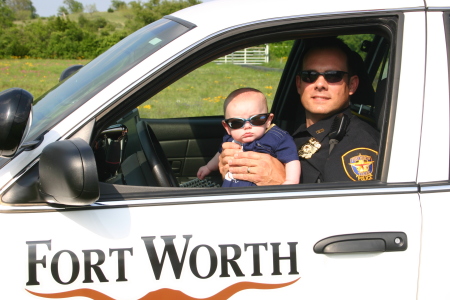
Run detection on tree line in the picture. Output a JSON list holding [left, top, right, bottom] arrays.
[[0, 0, 200, 59], [0, 0, 370, 61]]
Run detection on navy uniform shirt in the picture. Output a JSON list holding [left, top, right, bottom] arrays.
[[292, 108, 380, 183]]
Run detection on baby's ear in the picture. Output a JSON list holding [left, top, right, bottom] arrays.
[[267, 113, 275, 125], [222, 120, 232, 135]]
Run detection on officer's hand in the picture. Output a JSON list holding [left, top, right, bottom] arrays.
[[218, 142, 242, 179], [228, 151, 286, 186]]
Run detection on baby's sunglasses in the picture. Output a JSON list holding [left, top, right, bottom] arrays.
[[300, 70, 348, 83], [224, 113, 270, 129]]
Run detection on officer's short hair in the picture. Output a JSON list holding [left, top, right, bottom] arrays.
[[300, 37, 360, 76]]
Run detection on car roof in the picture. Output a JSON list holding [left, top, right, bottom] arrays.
[[172, 0, 425, 31], [426, 0, 450, 7]]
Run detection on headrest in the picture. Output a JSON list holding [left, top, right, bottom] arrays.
[[349, 51, 375, 106]]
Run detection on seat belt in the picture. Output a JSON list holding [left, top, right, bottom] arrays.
[[328, 113, 349, 154], [316, 113, 349, 183]]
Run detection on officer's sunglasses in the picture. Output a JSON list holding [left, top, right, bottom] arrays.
[[300, 70, 348, 83], [224, 113, 270, 129]]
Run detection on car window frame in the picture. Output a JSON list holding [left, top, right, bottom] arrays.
[[444, 12, 450, 178], [1, 13, 404, 207], [92, 14, 399, 193]]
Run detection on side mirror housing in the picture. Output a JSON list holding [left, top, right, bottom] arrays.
[[0, 88, 33, 157], [39, 138, 99, 206], [59, 64, 83, 82]]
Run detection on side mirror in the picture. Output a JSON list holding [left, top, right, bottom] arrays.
[[0, 88, 33, 157], [59, 64, 83, 82], [39, 138, 99, 206]]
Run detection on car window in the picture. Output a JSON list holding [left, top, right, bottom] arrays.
[[26, 17, 194, 143], [93, 30, 391, 189], [137, 42, 291, 119], [1, 16, 397, 205]]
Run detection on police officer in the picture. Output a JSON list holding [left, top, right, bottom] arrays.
[[219, 37, 379, 184]]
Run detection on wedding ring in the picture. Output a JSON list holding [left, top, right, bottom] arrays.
[[247, 167, 251, 173]]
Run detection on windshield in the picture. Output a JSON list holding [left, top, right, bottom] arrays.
[[26, 17, 194, 143]]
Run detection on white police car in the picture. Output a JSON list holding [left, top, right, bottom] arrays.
[[0, 0, 449, 298]]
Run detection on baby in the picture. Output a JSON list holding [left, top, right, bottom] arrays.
[[197, 87, 300, 186]]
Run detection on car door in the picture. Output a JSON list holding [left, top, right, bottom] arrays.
[[417, 7, 450, 299], [0, 3, 424, 299]]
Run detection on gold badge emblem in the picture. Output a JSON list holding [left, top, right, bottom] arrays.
[[341, 148, 378, 181], [298, 137, 321, 159]]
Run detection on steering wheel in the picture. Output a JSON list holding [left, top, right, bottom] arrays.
[[136, 120, 179, 187]]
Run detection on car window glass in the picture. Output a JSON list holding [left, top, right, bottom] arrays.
[[1, 18, 398, 206], [138, 42, 292, 119], [26, 18, 193, 143], [93, 33, 390, 189]]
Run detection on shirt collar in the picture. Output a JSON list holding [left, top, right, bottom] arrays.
[[292, 107, 351, 143]]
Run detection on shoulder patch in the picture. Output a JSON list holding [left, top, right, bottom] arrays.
[[341, 148, 378, 181]]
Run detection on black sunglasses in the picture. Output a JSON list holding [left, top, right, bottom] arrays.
[[225, 113, 270, 129], [300, 70, 348, 83]]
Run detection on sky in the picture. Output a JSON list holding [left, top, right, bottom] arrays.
[[32, 0, 215, 17]]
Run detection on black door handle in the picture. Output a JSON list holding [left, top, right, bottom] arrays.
[[314, 232, 407, 254]]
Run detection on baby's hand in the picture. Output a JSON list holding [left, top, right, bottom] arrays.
[[197, 166, 211, 180]]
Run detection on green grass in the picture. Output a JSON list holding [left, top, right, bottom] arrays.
[[0, 60, 285, 118], [138, 63, 283, 119], [0, 58, 90, 99]]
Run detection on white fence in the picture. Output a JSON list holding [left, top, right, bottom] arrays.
[[215, 44, 269, 65]]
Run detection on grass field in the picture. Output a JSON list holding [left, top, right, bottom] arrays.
[[0, 58, 91, 100], [0, 59, 285, 118], [138, 63, 283, 119]]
